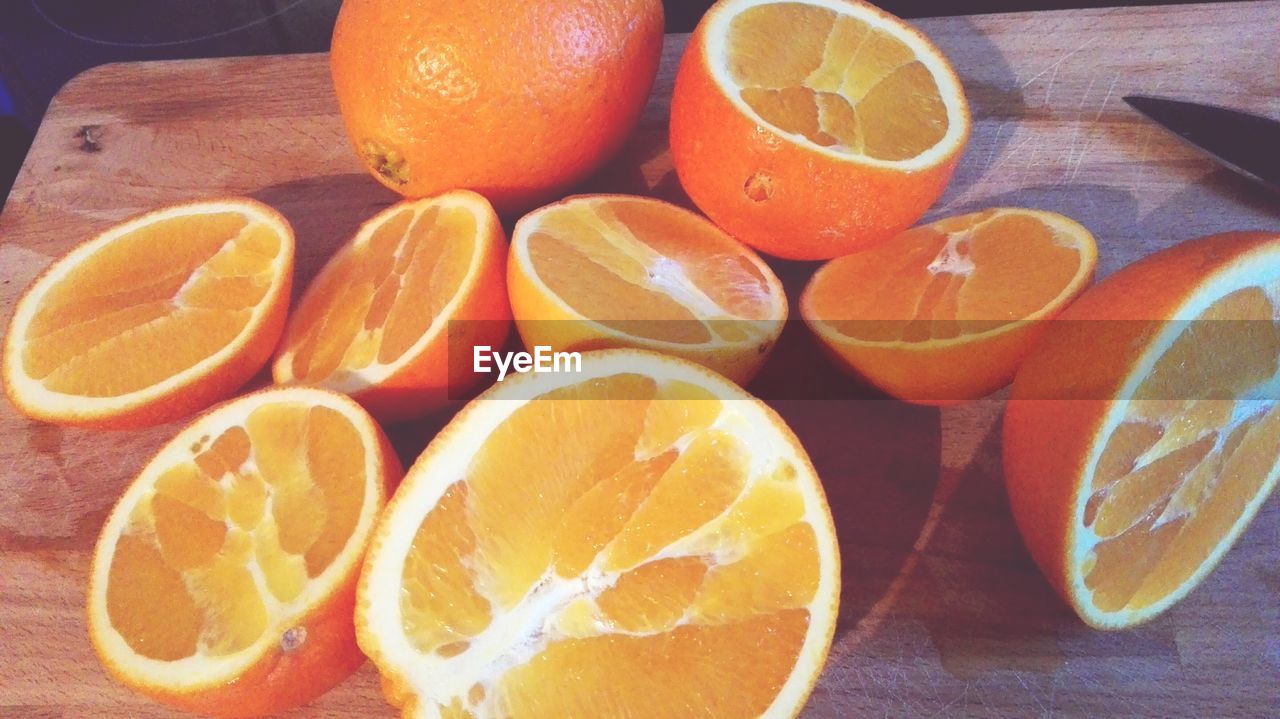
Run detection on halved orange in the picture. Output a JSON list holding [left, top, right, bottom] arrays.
[[508, 195, 787, 385], [88, 386, 401, 717], [357, 349, 840, 718], [670, 0, 971, 260], [3, 199, 293, 429], [272, 190, 510, 423], [1004, 231, 1280, 628], [801, 208, 1097, 404]]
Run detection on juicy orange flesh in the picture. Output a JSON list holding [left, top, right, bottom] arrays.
[[1082, 284, 1280, 612], [287, 204, 477, 381], [105, 403, 367, 661], [23, 212, 282, 397], [398, 374, 819, 715], [807, 210, 1084, 342], [527, 199, 778, 345], [726, 3, 948, 161]]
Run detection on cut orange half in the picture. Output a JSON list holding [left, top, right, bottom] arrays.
[[273, 190, 510, 423], [1004, 231, 1280, 628], [508, 195, 787, 385], [801, 208, 1097, 404], [3, 199, 293, 429], [88, 386, 401, 717], [357, 349, 839, 718], [670, 0, 971, 259]]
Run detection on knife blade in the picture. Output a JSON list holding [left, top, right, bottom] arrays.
[[1123, 95, 1280, 193]]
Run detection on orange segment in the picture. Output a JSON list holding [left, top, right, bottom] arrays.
[[1004, 231, 1280, 629], [356, 350, 839, 718], [802, 208, 1097, 404], [509, 195, 787, 384], [670, 0, 970, 259], [2, 199, 294, 428], [88, 387, 399, 717], [273, 190, 511, 423]]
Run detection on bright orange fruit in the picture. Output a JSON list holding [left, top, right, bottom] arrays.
[[801, 208, 1097, 404], [357, 349, 840, 718], [1004, 231, 1280, 628], [508, 194, 787, 385], [2, 199, 293, 429], [88, 387, 401, 717], [330, 0, 665, 214], [272, 191, 510, 423], [670, 0, 971, 260]]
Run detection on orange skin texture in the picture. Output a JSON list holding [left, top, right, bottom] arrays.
[[89, 389, 405, 717], [1002, 231, 1280, 625], [669, 0, 969, 261], [272, 194, 511, 424], [1, 198, 293, 430], [330, 0, 665, 215]]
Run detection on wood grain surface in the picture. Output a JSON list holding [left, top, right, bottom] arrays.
[[2, 2, 1279, 717]]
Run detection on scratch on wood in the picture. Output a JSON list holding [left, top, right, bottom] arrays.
[[1019, 36, 1098, 90]]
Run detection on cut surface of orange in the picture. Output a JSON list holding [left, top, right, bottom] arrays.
[[801, 208, 1097, 404], [2, 199, 293, 428], [88, 387, 400, 717], [273, 191, 510, 423], [357, 349, 839, 718], [508, 195, 786, 385], [1004, 231, 1280, 628], [670, 0, 970, 259]]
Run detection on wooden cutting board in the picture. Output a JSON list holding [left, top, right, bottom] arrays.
[[2, 3, 1279, 717]]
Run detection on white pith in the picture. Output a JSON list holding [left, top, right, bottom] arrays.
[[1071, 247, 1280, 627], [359, 351, 839, 719], [3, 200, 292, 417], [704, 0, 969, 170], [87, 388, 385, 691]]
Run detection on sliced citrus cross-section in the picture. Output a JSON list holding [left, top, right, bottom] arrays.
[[1004, 231, 1280, 628], [3, 198, 293, 428], [88, 386, 401, 717], [273, 190, 510, 423], [801, 208, 1097, 404], [357, 349, 839, 718], [670, 0, 971, 259], [508, 195, 787, 385]]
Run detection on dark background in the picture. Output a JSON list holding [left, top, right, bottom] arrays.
[[0, 0, 1230, 202]]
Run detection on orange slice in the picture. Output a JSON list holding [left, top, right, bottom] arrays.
[[2, 199, 293, 428], [272, 190, 510, 423], [88, 386, 401, 716], [357, 349, 840, 718], [1004, 231, 1280, 628], [670, 0, 971, 259], [508, 195, 786, 384], [801, 208, 1097, 404]]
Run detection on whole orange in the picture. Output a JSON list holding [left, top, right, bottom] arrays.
[[330, 0, 665, 215]]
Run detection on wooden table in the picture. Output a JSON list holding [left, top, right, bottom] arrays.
[[2, 2, 1278, 717]]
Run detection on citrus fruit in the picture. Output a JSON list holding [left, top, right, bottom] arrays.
[[2, 199, 293, 429], [670, 0, 971, 260], [330, 0, 665, 214], [508, 194, 787, 385], [1004, 231, 1280, 628], [272, 191, 510, 423], [801, 208, 1097, 404], [87, 386, 401, 717], [357, 349, 840, 718]]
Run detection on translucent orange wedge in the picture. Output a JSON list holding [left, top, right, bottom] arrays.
[[88, 386, 401, 716], [356, 349, 840, 718], [3, 199, 294, 428], [508, 195, 786, 384], [1005, 231, 1280, 628], [272, 190, 510, 422], [801, 208, 1097, 404]]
